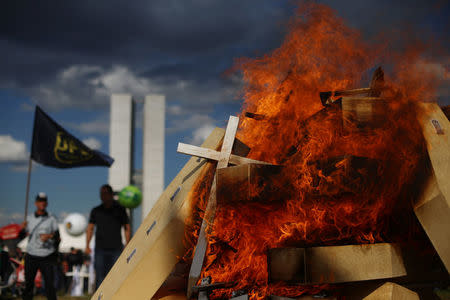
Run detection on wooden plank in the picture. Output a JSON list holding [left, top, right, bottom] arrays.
[[363, 282, 419, 300], [187, 179, 215, 298], [336, 87, 372, 96], [113, 198, 191, 300], [187, 175, 218, 298], [178, 143, 221, 161], [177, 143, 271, 166], [306, 243, 406, 284], [415, 102, 450, 273], [187, 116, 239, 298], [418, 102, 450, 206], [216, 164, 283, 204], [229, 154, 272, 165], [268, 243, 406, 284], [91, 128, 225, 300], [414, 169, 450, 272], [218, 116, 239, 168]]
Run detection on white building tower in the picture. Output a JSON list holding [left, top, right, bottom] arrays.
[[108, 94, 165, 225], [142, 94, 165, 220], [109, 94, 134, 191]]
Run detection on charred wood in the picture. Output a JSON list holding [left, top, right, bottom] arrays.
[[441, 105, 450, 121], [244, 112, 266, 120], [368, 67, 384, 98], [216, 163, 284, 204], [319, 67, 385, 106], [309, 155, 381, 197]]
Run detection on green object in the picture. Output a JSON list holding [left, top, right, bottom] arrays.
[[118, 185, 142, 208]]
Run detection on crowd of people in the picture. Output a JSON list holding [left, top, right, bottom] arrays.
[[1, 245, 92, 297], [0, 184, 130, 299]]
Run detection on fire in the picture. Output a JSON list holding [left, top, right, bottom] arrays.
[[184, 2, 445, 299]]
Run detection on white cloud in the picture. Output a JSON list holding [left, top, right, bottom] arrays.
[[59, 65, 102, 83], [90, 65, 156, 97], [0, 135, 28, 162], [167, 113, 216, 134], [23, 63, 239, 113], [167, 113, 218, 145], [26, 64, 156, 111], [189, 124, 216, 145], [165, 112, 217, 145], [82, 137, 102, 150], [0, 135, 36, 172]]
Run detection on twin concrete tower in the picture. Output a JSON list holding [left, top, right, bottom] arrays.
[[108, 94, 165, 222]]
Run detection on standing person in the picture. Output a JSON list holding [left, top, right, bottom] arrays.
[[85, 184, 131, 289], [21, 192, 60, 300]]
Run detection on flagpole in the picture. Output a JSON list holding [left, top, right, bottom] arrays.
[[24, 157, 33, 221]]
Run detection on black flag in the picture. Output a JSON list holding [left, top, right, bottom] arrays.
[[31, 106, 114, 168]]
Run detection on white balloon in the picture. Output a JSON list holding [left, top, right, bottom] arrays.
[[63, 213, 88, 236]]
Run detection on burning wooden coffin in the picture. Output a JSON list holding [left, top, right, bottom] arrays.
[[90, 66, 450, 300]]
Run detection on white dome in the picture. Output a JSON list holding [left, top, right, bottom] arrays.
[[63, 213, 88, 236]]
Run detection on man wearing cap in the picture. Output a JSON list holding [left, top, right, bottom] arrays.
[[20, 192, 59, 300]]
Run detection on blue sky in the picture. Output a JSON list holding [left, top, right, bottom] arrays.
[[0, 1, 448, 231], [0, 89, 242, 230]]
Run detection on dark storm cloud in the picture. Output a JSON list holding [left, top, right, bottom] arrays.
[[0, 0, 292, 111], [325, 0, 448, 38], [0, 0, 447, 112], [0, 1, 289, 57]]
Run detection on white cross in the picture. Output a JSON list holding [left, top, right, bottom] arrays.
[[177, 116, 270, 167]]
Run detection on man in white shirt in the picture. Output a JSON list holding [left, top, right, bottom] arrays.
[[21, 192, 59, 300]]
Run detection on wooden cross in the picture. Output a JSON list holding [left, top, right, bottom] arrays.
[[178, 142, 271, 166], [179, 116, 270, 298], [184, 116, 238, 298]]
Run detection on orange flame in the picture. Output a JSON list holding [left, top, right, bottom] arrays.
[[185, 2, 446, 299]]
